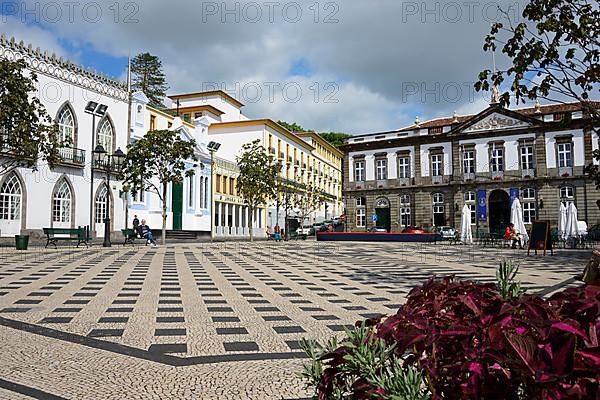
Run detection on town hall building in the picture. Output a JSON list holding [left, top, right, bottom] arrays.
[[341, 99, 600, 234]]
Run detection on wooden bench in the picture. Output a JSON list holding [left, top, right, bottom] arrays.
[[43, 227, 88, 248], [121, 228, 138, 246]]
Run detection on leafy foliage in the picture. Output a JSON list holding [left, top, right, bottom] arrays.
[[300, 325, 429, 400], [304, 277, 600, 399], [236, 140, 280, 241], [131, 52, 169, 107], [475, 0, 599, 108], [120, 129, 197, 244], [318, 132, 352, 148], [277, 120, 350, 148], [277, 120, 309, 133], [293, 182, 326, 225], [0, 58, 61, 174], [496, 260, 524, 299]]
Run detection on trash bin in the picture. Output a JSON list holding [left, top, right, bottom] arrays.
[[15, 235, 29, 251]]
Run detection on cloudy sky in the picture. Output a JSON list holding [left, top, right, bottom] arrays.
[[1, 0, 529, 134]]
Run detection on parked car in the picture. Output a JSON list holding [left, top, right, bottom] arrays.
[[437, 226, 456, 239], [297, 225, 312, 235], [401, 226, 426, 234], [369, 226, 388, 233], [312, 222, 325, 233]]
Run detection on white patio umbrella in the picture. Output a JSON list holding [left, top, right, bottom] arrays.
[[565, 202, 579, 240], [460, 204, 473, 244], [510, 198, 529, 245], [558, 202, 567, 240]]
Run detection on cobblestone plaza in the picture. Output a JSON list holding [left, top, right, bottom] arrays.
[[0, 241, 586, 399]]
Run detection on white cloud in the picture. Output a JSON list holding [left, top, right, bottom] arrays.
[[2, 0, 531, 134]]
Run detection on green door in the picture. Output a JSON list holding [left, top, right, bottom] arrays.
[[172, 182, 183, 230], [375, 208, 391, 232]]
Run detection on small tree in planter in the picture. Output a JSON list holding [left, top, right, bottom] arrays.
[[120, 129, 198, 245], [236, 140, 280, 241]]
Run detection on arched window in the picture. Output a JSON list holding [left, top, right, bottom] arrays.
[[522, 188, 536, 224], [95, 185, 108, 223], [464, 191, 476, 224], [0, 173, 22, 221], [560, 186, 575, 205], [97, 118, 114, 152], [198, 177, 204, 209], [356, 197, 366, 228], [52, 180, 71, 223], [57, 105, 75, 145], [432, 193, 445, 226], [400, 194, 411, 227]]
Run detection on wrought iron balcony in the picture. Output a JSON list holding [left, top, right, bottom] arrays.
[[59, 147, 86, 166]]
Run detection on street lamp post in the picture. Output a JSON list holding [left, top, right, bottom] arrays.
[[92, 144, 125, 247], [84, 101, 108, 240], [207, 141, 221, 242]]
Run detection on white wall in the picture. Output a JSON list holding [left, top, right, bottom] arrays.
[[545, 129, 585, 168], [420, 142, 452, 177]]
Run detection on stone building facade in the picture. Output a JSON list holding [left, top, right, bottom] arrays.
[[341, 101, 600, 234]]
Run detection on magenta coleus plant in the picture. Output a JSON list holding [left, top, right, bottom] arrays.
[[314, 277, 599, 399]]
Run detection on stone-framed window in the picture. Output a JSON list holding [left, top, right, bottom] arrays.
[[519, 139, 535, 177], [400, 194, 411, 227], [521, 187, 536, 224], [464, 191, 476, 224], [556, 136, 573, 176], [354, 159, 365, 182], [356, 197, 366, 227], [462, 145, 476, 181], [432, 192, 445, 226], [489, 141, 505, 179], [560, 185, 575, 205], [430, 147, 444, 184], [397, 155, 410, 179], [375, 157, 387, 181]]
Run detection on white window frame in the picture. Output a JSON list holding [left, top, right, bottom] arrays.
[[464, 191, 476, 224], [431, 154, 443, 177], [95, 185, 108, 224], [354, 160, 365, 182], [376, 159, 387, 181], [57, 106, 75, 145], [356, 207, 366, 228], [52, 180, 71, 224], [522, 188, 536, 224], [520, 145, 534, 171], [463, 150, 475, 174], [398, 157, 410, 179], [491, 148, 504, 172], [560, 186, 575, 204], [400, 194, 411, 227], [187, 176, 195, 209], [558, 143, 572, 168], [0, 173, 21, 221]]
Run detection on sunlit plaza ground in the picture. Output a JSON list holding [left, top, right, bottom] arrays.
[[0, 240, 589, 399]]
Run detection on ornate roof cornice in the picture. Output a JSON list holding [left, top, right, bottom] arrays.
[[0, 33, 129, 102]]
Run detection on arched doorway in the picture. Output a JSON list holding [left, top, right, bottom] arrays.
[[375, 197, 391, 232], [489, 189, 510, 232]]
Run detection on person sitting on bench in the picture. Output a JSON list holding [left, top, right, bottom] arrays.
[[504, 223, 522, 249], [139, 219, 157, 246]]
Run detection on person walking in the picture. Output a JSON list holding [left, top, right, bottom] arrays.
[[139, 219, 157, 246]]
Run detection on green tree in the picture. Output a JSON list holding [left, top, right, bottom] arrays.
[[236, 140, 280, 241], [120, 129, 198, 245], [0, 58, 61, 174], [277, 120, 309, 133], [475, 0, 600, 186], [131, 52, 169, 107], [295, 182, 325, 226], [318, 132, 352, 148]]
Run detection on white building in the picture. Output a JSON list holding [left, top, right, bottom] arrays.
[[128, 92, 212, 238], [0, 34, 129, 239]]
